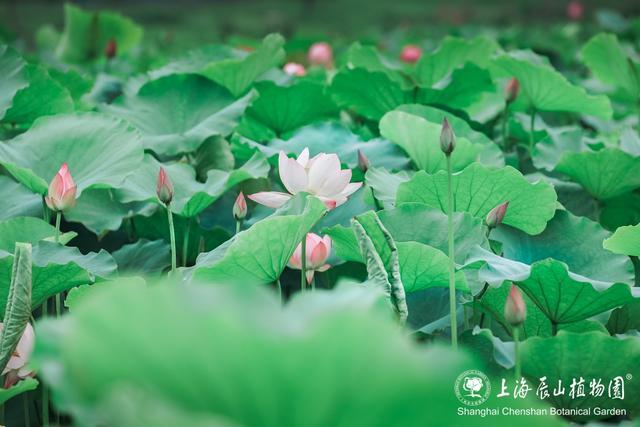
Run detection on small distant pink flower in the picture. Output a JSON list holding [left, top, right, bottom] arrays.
[[308, 42, 333, 68], [505, 78, 520, 104], [105, 38, 117, 59], [45, 163, 77, 212], [1, 323, 35, 389], [284, 62, 307, 76], [248, 148, 362, 210], [400, 45, 422, 64], [567, 0, 584, 20], [289, 233, 332, 284]]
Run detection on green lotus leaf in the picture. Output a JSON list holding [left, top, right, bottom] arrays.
[[200, 33, 285, 97], [492, 52, 612, 119], [0, 113, 143, 195], [238, 80, 338, 138], [393, 104, 504, 167], [0, 217, 77, 252], [150, 44, 244, 80], [192, 195, 327, 285], [365, 167, 412, 209], [330, 68, 413, 121], [0, 176, 42, 221], [103, 74, 253, 156], [116, 152, 268, 218], [396, 163, 557, 235], [492, 210, 634, 284], [604, 223, 640, 256], [238, 121, 410, 171], [0, 45, 28, 119], [380, 110, 480, 172], [112, 240, 170, 275], [606, 299, 640, 334], [56, 3, 143, 63], [0, 241, 116, 312], [32, 278, 495, 427], [522, 331, 640, 421], [414, 36, 499, 87], [1, 63, 74, 127], [554, 148, 640, 200], [581, 33, 640, 102], [343, 42, 409, 87]]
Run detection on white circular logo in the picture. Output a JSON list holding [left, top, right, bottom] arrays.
[[454, 370, 491, 406]]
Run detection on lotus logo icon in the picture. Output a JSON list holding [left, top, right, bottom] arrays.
[[455, 370, 491, 406]]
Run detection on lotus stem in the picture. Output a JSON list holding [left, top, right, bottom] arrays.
[[54, 212, 61, 244], [235, 219, 242, 235], [501, 103, 510, 150], [166, 206, 177, 274], [182, 217, 191, 267], [446, 155, 458, 350], [529, 109, 536, 150], [276, 277, 282, 302], [300, 234, 307, 292], [513, 326, 521, 381]]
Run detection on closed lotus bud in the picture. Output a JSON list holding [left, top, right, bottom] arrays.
[[486, 201, 509, 228], [505, 284, 527, 327], [308, 42, 333, 68], [156, 167, 174, 205], [283, 62, 307, 77], [105, 38, 117, 59], [505, 78, 520, 104], [357, 149, 370, 173], [440, 118, 455, 155], [400, 45, 422, 64], [45, 163, 77, 212], [567, 0, 584, 21], [233, 192, 247, 220]]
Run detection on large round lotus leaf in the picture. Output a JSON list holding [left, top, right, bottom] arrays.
[[0, 113, 143, 195], [103, 74, 252, 156]]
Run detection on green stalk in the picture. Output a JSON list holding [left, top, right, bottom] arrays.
[[166, 206, 177, 274], [235, 219, 242, 235], [54, 212, 61, 244], [446, 155, 458, 350], [24, 392, 30, 427], [529, 109, 537, 150], [300, 235, 307, 292], [501, 104, 510, 150], [276, 277, 282, 302], [514, 326, 521, 380], [42, 301, 49, 426], [182, 217, 191, 267]]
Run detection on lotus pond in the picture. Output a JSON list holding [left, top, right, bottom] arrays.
[[0, 1, 640, 426]]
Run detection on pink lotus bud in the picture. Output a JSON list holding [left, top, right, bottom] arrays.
[[233, 192, 247, 220], [505, 78, 520, 104], [440, 118, 455, 155], [283, 62, 307, 77], [357, 149, 370, 173], [288, 233, 332, 284], [400, 45, 422, 64], [105, 38, 117, 59], [45, 163, 77, 212], [1, 323, 35, 388], [156, 167, 174, 205], [505, 284, 527, 327], [486, 201, 509, 228], [308, 42, 333, 68], [567, 1, 584, 20]]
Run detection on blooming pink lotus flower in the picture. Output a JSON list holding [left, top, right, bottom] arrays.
[[248, 148, 362, 209], [233, 192, 247, 220], [504, 284, 527, 327], [400, 45, 422, 64], [567, 0, 584, 20], [308, 42, 333, 68], [45, 163, 77, 212], [283, 62, 307, 76], [1, 323, 35, 389], [289, 233, 332, 284], [156, 167, 174, 205]]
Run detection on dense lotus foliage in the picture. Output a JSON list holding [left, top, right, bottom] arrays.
[[0, 2, 640, 426]]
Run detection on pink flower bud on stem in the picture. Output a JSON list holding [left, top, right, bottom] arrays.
[[357, 149, 370, 173], [233, 192, 247, 234], [505, 78, 520, 104], [440, 118, 455, 156], [105, 38, 117, 60], [505, 284, 526, 381], [486, 201, 509, 228], [157, 167, 176, 274]]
